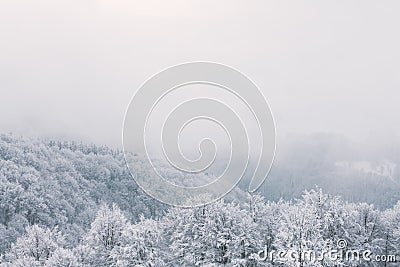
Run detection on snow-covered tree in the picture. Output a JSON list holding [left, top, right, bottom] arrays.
[[274, 202, 324, 266], [45, 248, 80, 267], [82, 203, 129, 267], [5, 224, 64, 265], [381, 201, 400, 261], [165, 198, 260, 266], [110, 216, 165, 266]]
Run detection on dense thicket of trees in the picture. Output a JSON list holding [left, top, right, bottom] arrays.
[[1, 190, 399, 266], [0, 134, 165, 255], [1, 133, 399, 266]]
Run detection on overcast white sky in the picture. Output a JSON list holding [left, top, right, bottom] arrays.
[[0, 0, 399, 147]]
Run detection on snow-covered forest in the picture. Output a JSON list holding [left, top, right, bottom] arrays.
[[1, 190, 400, 266], [0, 134, 399, 266]]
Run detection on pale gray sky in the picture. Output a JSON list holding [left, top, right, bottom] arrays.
[[1, 0, 399, 147]]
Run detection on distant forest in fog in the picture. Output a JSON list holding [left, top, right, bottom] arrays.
[[258, 133, 400, 209]]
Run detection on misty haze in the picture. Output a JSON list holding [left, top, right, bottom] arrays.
[[1, 1, 399, 266]]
